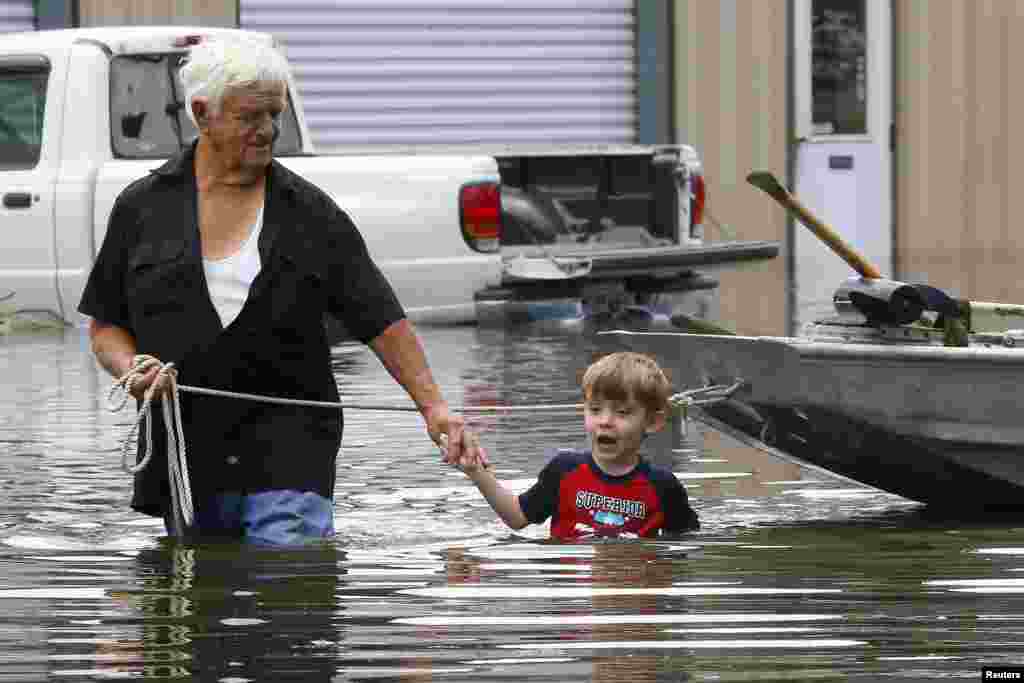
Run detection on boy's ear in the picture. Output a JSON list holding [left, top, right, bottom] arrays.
[[192, 98, 209, 127], [646, 409, 667, 434]]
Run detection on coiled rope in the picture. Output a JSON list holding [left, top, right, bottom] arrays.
[[108, 355, 193, 535]]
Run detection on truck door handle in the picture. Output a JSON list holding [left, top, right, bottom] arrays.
[[3, 192, 32, 209]]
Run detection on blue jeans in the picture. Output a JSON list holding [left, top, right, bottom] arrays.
[[165, 490, 335, 545]]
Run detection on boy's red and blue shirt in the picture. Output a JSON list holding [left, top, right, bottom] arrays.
[[518, 449, 699, 540]]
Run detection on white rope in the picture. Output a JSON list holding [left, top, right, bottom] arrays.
[[108, 357, 746, 530], [107, 356, 584, 533], [108, 355, 194, 534], [667, 380, 746, 439], [668, 381, 746, 411], [175, 383, 584, 413]]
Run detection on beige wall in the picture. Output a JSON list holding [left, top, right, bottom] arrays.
[[78, 0, 236, 28], [674, 0, 1024, 323], [895, 0, 1024, 305], [674, 0, 790, 336]]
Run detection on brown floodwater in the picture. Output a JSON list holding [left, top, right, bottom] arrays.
[[1, 324, 1023, 681]]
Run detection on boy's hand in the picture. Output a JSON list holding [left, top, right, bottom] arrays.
[[459, 444, 491, 475]]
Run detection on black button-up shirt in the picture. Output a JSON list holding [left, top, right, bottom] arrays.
[[79, 144, 405, 516]]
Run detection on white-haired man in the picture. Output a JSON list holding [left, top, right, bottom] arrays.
[[79, 36, 474, 544]]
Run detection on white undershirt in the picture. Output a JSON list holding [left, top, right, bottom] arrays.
[[202, 204, 264, 328]]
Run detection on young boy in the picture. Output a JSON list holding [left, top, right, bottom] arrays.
[[454, 351, 699, 540]]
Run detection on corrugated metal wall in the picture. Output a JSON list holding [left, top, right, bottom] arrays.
[[0, 1, 34, 33], [895, 0, 1024, 306], [240, 0, 638, 152], [674, 0, 790, 337]]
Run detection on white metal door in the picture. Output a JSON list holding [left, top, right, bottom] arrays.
[[240, 0, 637, 153], [0, 55, 61, 318], [793, 0, 892, 329]]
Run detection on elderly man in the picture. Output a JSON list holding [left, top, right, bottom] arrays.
[[79, 36, 471, 544]]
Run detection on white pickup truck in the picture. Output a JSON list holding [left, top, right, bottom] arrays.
[[0, 26, 777, 334]]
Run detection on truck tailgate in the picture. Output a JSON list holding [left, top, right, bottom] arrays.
[[503, 240, 779, 284]]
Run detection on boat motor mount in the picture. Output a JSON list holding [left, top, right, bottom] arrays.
[[833, 277, 961, 326]]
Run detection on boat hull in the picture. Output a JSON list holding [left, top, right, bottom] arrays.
[[602, 329, 1024, 508]]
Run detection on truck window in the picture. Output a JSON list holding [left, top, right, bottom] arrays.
[[110, 53, 302, 159], [0, 65, 47, 170]]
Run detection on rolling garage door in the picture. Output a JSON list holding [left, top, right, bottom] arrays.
[[240, 0, 637, 152], [0, 2, 34, 34]]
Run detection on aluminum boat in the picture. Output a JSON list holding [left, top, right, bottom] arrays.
[[602, 288, 1024, 510]]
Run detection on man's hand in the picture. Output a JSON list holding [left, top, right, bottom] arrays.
[[125, 361, 176, 402], [425, 403, 463, 464], [426, 404, 491, 469], [89, 320, 173, 401], [447, 430, 490, 475]]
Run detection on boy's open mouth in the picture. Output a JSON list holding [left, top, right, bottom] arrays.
[[596, 435, 617, 446]]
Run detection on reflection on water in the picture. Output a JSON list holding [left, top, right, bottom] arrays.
[[1, 325, 1024, 680]]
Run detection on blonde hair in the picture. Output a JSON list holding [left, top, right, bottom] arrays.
[[581, 352, 672, 415], [179, 36, 292, 127]]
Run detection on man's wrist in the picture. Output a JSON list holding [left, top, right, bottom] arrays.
[[420, 399, 449, 423]]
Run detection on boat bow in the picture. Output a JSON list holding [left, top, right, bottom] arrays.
[[601, 329, 1024, 509]]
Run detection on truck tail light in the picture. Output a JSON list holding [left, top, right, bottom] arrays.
[[690, 172, 706, 238], [459, 182, 501, 253]]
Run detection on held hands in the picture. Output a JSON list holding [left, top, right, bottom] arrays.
[[441, 430, 491, 475], [424, 403, 490, 473]]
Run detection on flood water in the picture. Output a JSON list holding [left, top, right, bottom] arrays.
[[2, 323, 1024, 681]]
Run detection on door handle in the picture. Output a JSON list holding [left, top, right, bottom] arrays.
[[3, 192, 32, 209]]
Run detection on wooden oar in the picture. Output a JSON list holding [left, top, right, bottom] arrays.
[[746, 170, 974, 345], [746, 171, 883, 280]]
